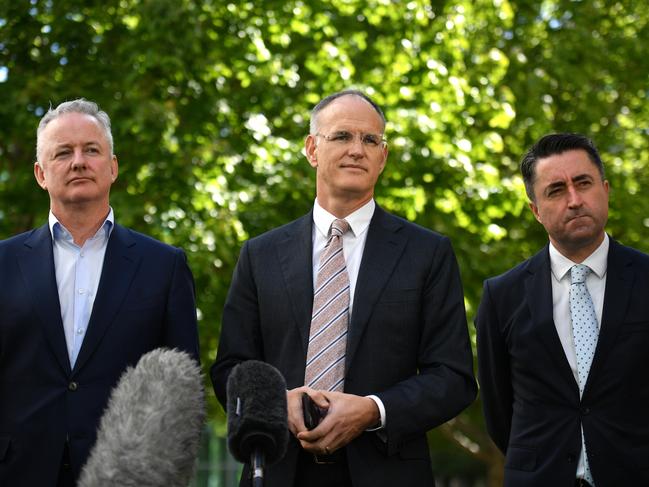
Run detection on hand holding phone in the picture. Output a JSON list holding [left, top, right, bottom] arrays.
[[302, 393, 326, 430]]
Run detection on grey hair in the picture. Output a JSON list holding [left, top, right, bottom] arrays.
[[36, 98, 114, 162], [309, 89, 386, 135]]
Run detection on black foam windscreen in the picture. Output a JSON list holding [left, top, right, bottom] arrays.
[[226, 360, 289, 466]]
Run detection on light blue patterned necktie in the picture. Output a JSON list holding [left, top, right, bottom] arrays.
[[570, 263, 599, 485]]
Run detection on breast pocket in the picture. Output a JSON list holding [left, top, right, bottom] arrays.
[[120, 292, 165, 312], [619, 321, 649, 335], [376, 288, 419, 305]]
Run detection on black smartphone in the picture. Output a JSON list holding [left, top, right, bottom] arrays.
[[302, 393, 326, 430]]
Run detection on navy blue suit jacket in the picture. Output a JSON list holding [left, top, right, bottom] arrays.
[[476, 239, 649, 486], [211, 206, 476, 487], [0, 223, 199, 486]]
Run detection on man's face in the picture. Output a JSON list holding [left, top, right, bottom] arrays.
[[305, 95, 388, 208], [34, 112, 117, 212], [530, 149, 609, 259]]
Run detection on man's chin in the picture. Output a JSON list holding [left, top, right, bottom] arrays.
[[59, 192, 103, 206], [560, 230, 605, 250]]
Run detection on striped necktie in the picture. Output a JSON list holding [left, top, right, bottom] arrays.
[[304, 219, 350, 392], [570, 263, 599, 485]]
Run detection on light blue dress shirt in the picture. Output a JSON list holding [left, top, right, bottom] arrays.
[[49, 209, 114, 368]]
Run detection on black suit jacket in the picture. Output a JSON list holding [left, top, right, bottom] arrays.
[[476, 238, 649, 486], [211, 205, 476, 487], [0, 223, 199, 486]]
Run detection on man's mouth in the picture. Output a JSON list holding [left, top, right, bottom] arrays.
[[567, 213, 589, 222], [341, 164, 365, 171], [69, 177, 92, 184]]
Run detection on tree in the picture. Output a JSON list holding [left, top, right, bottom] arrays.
[[2, 0, 648, 484]]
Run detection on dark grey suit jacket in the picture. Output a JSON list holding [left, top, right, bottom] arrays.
[[0, 223, 199, 486], [476, 238, 649, 486], [211, 205, 476, 487]]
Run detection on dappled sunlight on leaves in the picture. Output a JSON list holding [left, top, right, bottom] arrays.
[[1, 0, 648, 481]]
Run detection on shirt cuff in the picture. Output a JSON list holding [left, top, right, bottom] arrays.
[[365, 394, 386, 431]]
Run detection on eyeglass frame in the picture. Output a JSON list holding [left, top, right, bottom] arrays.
[[314, 130, 387, 149]]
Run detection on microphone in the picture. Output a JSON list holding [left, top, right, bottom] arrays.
[[78, 348, 205, 487], [226, 360, 289, 487]]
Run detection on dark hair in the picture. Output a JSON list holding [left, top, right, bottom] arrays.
[[520, 133, 605, 201], [309, 89, 386, 134]]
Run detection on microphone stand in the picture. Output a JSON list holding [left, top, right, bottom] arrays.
[[251, 449, 265, 487]]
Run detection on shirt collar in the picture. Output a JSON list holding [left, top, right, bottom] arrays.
[[313, 199, 375, 238], [49, 207, 115, 243], [549, 233, 609, 281]]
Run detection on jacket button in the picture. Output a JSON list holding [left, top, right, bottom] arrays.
[[68, 382, 78, 391], [581, 407, 590, 415], [567, 454, 575, 463]]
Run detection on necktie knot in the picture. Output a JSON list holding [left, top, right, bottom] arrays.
[[330, 219, 350, 239], [570, 264, 591, 285]]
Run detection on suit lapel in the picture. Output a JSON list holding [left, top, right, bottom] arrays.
[[346, 207, 407, 371], [73, 224, 140, 373], [587, 239, 633, 388], [275, 214, 315, 357], [18, 224, 71, 375], [525, 247, 578, 392]]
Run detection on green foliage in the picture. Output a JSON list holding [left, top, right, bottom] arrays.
[[2, 0, 648, 482]]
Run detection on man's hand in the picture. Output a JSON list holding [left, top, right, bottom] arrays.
[[286, 386, 330, 436], [296, 391, 380, 455]]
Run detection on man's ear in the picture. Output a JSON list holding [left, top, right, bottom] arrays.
[[378, 143, 388, 174], [34, 162, 47, 190], [529, 201, 542, 224], [111, 155, 119, 182], [305, 135, 318, 168]]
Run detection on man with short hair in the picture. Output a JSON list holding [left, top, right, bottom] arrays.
[[0, 99, 199, 486], [211, 89, 476, 487], [476, 133, 649, 486]]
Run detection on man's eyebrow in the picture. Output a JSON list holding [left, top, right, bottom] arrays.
[[572, 173, 594, 182], [544, 180, 566, 193]]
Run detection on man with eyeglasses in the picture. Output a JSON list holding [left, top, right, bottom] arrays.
[[211, 89, 476, 487]]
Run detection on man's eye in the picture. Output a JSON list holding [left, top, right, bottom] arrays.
[[55, 150, 71, 158], [331, 132, 352, 142], [363, 135, 380, 146]]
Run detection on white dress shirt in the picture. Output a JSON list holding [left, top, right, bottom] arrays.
[[549, 233, 608, 479], [49, 209, 114, 368], [312, 198, 386, 429]]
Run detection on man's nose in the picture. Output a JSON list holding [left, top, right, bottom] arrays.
[[347, 135, 365, 157], [70, 149, 87, 169], [567, 185, 583, 207]]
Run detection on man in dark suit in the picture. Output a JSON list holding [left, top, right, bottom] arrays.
[[211, 89, 476, 487], [476, 133, 649, 486], [0, 99, 199, 487]]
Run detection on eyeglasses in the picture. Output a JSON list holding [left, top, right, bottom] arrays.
[[315, 131, 387, 149]]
